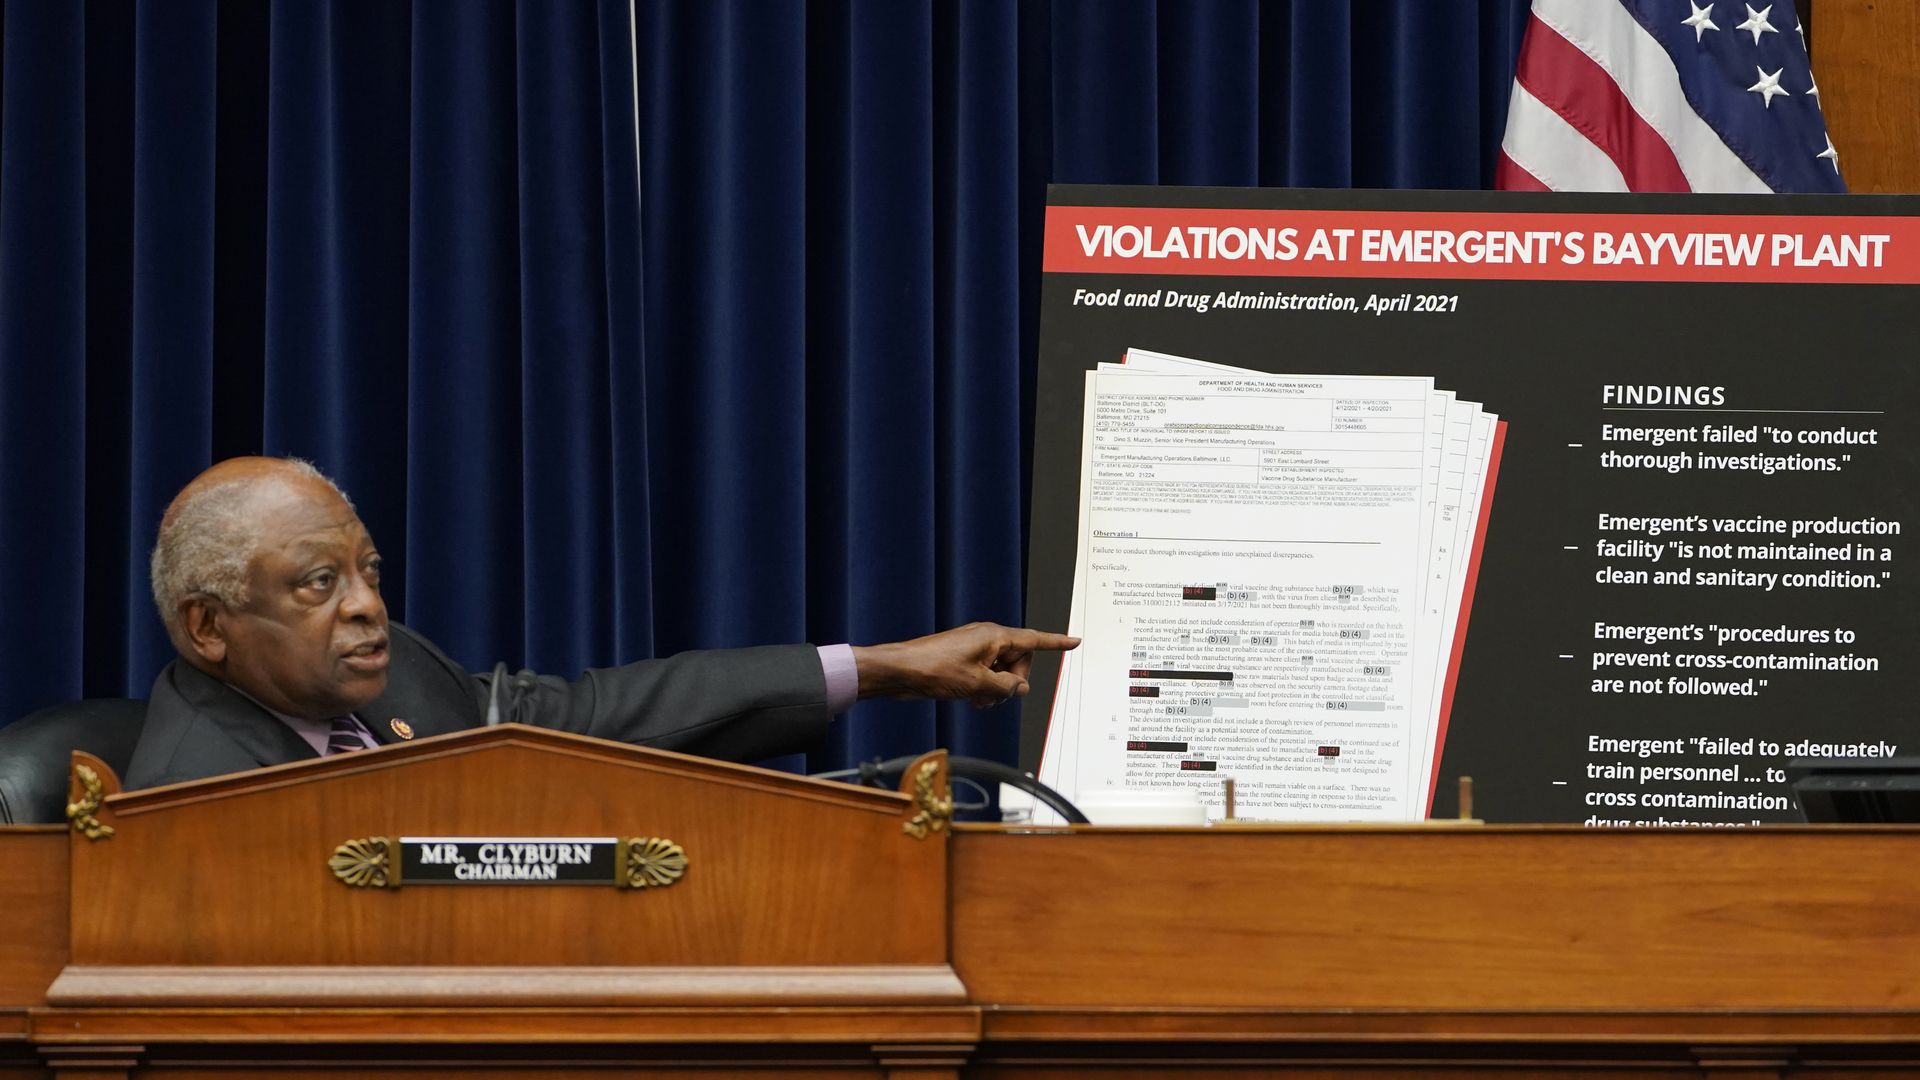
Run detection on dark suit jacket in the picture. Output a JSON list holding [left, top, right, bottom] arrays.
[[124, 623, 833, 790]]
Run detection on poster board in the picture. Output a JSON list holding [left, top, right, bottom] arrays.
[[1024, 185, 1920, 824]]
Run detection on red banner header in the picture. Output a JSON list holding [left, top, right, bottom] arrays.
[[1043, 206, 1920, 284]]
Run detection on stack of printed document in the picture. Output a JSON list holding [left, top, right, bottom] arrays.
[[1038, 348, 1503, 822]]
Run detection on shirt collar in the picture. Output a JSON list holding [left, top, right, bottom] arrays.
[[224, 682, 356, 756]]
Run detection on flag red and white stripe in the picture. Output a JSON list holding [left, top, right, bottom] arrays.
[[1497, 0, 1843, 194]]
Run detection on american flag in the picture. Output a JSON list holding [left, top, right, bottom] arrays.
[[1497, 0, 1846, 193]]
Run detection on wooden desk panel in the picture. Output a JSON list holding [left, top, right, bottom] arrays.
[[0, 828, 65, 1006], [68, 730, 947, 971], [16, 753, 1920, 1077], [0, 827, 63, 1080], [951, 824, 1920, 1074], [950, 825, 1920, 1011], [29, 733, 974, 1077]]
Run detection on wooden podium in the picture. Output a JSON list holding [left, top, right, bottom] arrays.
[[5, 724, 1920, 1079], [15, 726, 971, 1079]]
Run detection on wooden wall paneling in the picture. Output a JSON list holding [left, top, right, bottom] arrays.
[[1813, 0, 1920, 193]]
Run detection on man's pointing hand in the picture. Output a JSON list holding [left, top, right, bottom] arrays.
[[852, 622, 1080, 708]]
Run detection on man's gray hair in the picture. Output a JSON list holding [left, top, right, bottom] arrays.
[[149, 458, 354, 643]]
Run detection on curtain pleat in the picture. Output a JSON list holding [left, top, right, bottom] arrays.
[[515, 0, 617, 672], [126, 0, 217, 684], [1052, 0, 1161, 185], [595, 0, 654, 666], [263, 0, 414, 610], [1281, 1, 1354, 185], [638, 0, 810, 665], [933, 0, 1026, 765], [0, 0, 1530, 783], [207, 0, 269, 467], [809, 0, 941, 766], [0, 0, 89, 716], [1157, 1, 1260, 186], [81, 1, 139, 696], [405, 0, 526, 667]]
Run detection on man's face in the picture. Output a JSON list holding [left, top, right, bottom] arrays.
[[217, 480, 391, 719]]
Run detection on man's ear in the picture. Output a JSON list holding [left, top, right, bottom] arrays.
[[179, 595, 229, 666]]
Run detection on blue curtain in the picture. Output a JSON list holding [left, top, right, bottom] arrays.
[[0, 0, 1527, 776]]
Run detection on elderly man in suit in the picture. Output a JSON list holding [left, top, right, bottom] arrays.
[[126, 456, 1075, 789]]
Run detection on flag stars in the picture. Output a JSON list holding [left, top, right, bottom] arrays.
[[1796, 18, 1807, 49], [1748, 66, 1788, 107], [1682, 1, 1720, 43], [1736, 4, 1778, 46], [1817, 133, 1840, 173]]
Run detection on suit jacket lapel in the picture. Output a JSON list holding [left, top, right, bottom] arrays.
[[168, 662, 319, 768], [362, 713, 398, 745], [361, 623, 486, 741]]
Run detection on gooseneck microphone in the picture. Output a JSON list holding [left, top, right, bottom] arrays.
[[484, 661, 509, 726]]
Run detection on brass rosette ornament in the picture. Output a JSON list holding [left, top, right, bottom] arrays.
[[620, 836, 688, 889], [329, 837, 397, 888]]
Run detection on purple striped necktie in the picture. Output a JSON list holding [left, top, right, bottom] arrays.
[[325, 717, 366, 755]]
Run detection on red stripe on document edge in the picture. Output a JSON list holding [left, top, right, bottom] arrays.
[[1512, 16, 1692, 193], [1426, 420, 1506, 817], [1038, 655, 1068, 777], [1494, 150, 1553, 192]]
